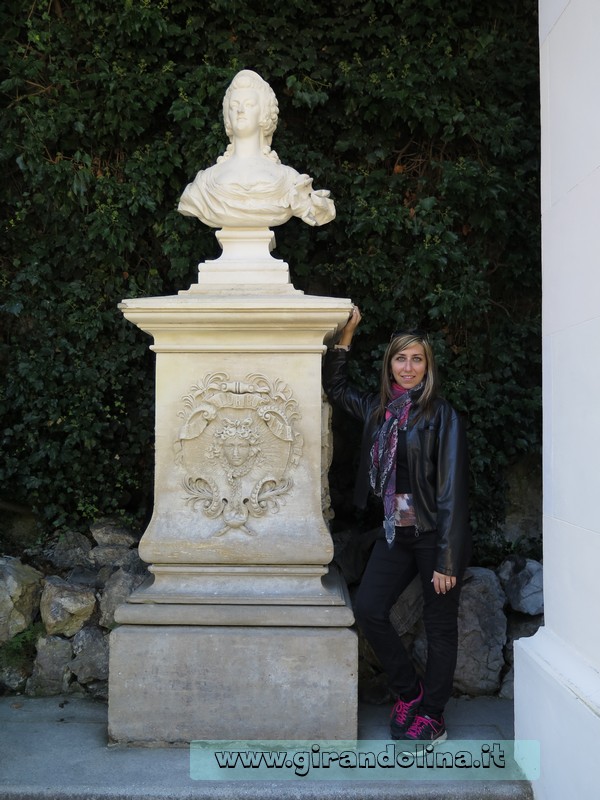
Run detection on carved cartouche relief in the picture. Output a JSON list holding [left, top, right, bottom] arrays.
[[175, 373, 303, 537]]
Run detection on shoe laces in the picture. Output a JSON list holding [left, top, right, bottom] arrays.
[[406, 713, 442, 738], [391, 684, 423, 726]]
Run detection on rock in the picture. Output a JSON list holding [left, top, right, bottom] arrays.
[[497, 556, 544, 615], [499, 666, 514, 699], [39, 576, 96, 637], [90, 518, 138, 548], [453, 567, 507, 695], [99, 569, 147, 629], [65, 567, 102, 590], [496, 556, 518, 585], [0, 557, 44, 643], [498, 611, 543, 700], [44, 531, 92, 570], [70, 626, 109, 684], [89, 546, 143, 571], [504, 611, 543, 667], [498, 610, 543, 700], [0, 663, 30, 692], [97, 565, 118, 589], [85, 680, 108, 701], [25, 635, 72, 696]]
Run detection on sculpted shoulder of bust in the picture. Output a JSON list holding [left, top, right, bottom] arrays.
[[178, 70, 336, 229]]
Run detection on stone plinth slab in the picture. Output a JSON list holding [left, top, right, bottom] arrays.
[[128, 563, 346, 606], [114, 601, 355, 627], [108, 624, 357, 744]]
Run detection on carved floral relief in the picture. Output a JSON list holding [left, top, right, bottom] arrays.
[[175, 372, 303, 537]]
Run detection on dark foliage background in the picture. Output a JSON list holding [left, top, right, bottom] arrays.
[[0, 0, 540, 561]]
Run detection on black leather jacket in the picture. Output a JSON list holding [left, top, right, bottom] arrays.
[[323, 348, 471, 577]]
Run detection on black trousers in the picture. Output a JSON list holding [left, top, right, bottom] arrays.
[[354, 528, 461, 718]]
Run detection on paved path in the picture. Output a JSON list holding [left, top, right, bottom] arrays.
[[0, 695, 533, 799]]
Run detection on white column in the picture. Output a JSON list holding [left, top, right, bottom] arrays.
[[515, 2, 600, 796]]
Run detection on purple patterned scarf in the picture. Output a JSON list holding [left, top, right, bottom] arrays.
[[369, 382, 423, 547]]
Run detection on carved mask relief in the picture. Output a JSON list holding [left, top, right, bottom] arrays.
[[175, 373, 303, 537]]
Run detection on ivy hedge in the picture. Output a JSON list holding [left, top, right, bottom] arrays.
[[0, 0, 540, 561]]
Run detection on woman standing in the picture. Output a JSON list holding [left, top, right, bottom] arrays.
[[323, 307, 471, 743]]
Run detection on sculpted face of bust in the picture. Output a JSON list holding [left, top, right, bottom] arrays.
[[227, 88, 261, 140], [223, 70, 279, 146]]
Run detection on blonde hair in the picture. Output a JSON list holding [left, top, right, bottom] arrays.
[[379, 332, 438, 421]]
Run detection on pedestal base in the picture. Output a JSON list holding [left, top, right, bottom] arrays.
[[185, 228, 295, 288], [108, 624, 357, 744]]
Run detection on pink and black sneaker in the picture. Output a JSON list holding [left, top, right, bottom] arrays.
[[390, 682, 423, 740], [403, 712, 447, 743]]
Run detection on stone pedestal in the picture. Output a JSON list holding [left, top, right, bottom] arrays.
[[108, 241, 356, 744]]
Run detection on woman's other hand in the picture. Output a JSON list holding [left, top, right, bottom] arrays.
[[432, 571, 457, 595]]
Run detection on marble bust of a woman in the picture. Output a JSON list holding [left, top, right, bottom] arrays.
[[177, 70, 336, 229]]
